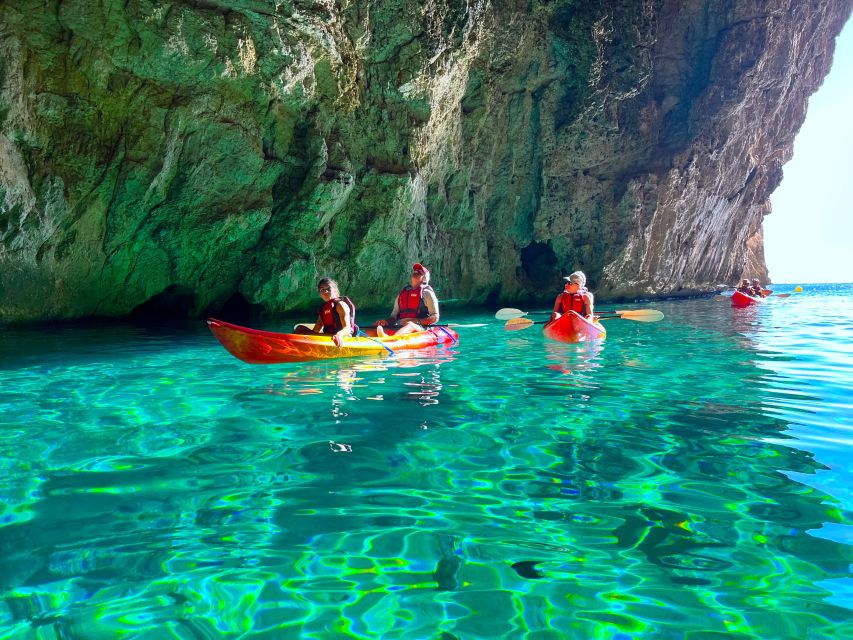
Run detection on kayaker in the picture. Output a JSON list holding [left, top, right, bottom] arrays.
[[294, 278, 356, 347], [750, 278, 766, 297], [374, 262, 439, 337], [736, 279, 753, 295], [550, 270, 594, 322]]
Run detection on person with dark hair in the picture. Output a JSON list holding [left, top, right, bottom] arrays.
[[294, 278, 357, 347], [374, 263, 439, 337]]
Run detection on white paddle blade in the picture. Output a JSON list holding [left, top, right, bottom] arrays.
[[495, 308, 527, 320], [504, 317, 535, 331], [293, 323, 314, 331]]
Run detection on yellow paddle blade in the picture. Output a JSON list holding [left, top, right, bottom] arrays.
[[609, 309, 664, 322], [504, 317, 536, 331]]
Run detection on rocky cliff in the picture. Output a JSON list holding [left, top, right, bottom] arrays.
[[1, 0, 849, 322]]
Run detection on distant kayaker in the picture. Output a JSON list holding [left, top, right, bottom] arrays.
[[750, 278, 766, 297], [294, 278, 356, 347], [374, 263, 439, 337], [550, 271, 594, 322], [736, 279, 753, 295]]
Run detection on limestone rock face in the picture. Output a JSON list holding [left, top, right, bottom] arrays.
[[0, 0, 849, 322]]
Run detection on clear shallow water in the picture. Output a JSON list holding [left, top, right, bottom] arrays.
[[1, 283, 852, 639]]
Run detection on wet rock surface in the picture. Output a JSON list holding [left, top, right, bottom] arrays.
[[1, 0, 849, 322]]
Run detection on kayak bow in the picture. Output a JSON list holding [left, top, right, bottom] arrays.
[[542, 311, 606, 343], [731, 290, 762, 307]]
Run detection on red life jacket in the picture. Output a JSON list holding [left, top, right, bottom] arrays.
[[318, 296, 357, 334], [397, 285, 434, 320], [557, 291, 590, 316]]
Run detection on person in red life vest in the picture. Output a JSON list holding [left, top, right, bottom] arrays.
[[750, 278, 766, 297], [373, 263, 439, 337], [550, 270, 594, 322], [294, 278, 357, 347], [736, 278, 753, 295]]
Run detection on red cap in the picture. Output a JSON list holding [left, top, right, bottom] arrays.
[[412, 263, 428, 274]]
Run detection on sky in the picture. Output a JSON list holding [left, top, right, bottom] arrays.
[[763, 16, 853, 284]]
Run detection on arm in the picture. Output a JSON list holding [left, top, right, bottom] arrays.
[[331, 303, 351, 347], [550, 294, 562, 321], [586, 292, 594, 318], [385, 298, 400, 326], [419, 288, 439, 326]]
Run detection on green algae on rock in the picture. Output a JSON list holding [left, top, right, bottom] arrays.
[[0, 0, 850, 322]]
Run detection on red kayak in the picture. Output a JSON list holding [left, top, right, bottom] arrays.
[[207, 318, 458, 364], [543, 311, 606, 343], [731, 290, 762, 307]]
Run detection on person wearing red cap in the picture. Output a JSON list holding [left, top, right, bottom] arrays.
[[374, 262, 440, 337]]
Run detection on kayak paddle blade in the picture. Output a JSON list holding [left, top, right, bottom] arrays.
[[495, 308, 527, 320], [609, 309, 665, 322], [504, 317, 535, 331]]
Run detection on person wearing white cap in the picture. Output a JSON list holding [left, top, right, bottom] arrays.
[[374, 262, 440, 337], [550, 270, 594, 322]]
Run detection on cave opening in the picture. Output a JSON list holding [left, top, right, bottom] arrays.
[[129, 285, 197, 323], [520, 241, 559, 287], [205, 292, 261, 324]]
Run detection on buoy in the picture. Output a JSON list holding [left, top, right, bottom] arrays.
[[795, 286, 803, 292]]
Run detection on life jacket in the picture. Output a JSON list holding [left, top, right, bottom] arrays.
[[318, 296, 357, 334], [557, 291, 590, 316], [397, 284, 434, 320], [751, 286, 764, 297]]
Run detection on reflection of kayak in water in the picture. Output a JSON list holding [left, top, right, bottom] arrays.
[[543, 311, 606, 343], [731, 290, 762, 307], [207, 318, 458, 364]]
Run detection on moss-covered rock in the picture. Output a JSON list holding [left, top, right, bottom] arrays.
[[0, 0, 850, 322]]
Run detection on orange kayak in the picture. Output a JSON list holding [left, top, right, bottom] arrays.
[[207, 318, 459, 364], [543, 311, 606, 343]]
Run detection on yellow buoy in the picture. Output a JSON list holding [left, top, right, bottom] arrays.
[[795, 286, 803, 292]]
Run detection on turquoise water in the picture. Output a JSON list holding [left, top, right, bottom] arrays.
[[1, 283, 852, 639]]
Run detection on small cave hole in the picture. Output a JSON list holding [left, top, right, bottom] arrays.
[[205, 292, 261, 324], [129, 285, 197, 324], [520, 241, 558, 286]]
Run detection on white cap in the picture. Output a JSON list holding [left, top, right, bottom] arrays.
[[563, 271, 586, 286]]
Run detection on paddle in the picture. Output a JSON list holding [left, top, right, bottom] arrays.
[[497, 307, 664, 322], [504, 309, 664, 331], [356, 330, 395, 355]]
